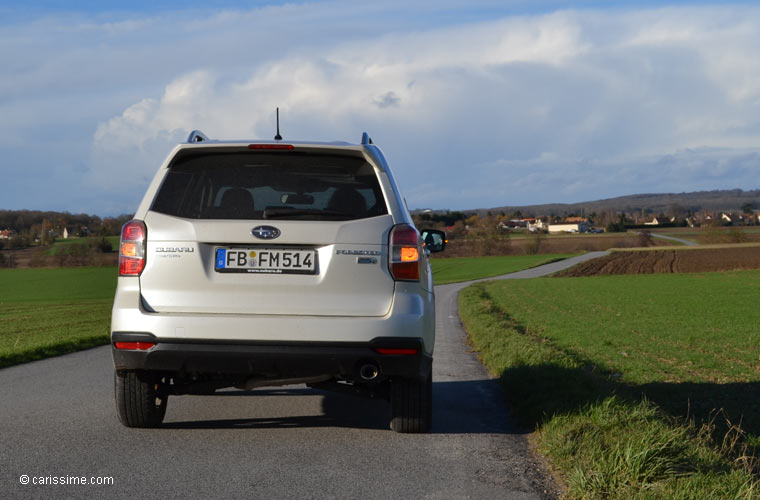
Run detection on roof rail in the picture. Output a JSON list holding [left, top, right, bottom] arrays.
[[361, 132, 373, 145], [187, 130, 209, 143]]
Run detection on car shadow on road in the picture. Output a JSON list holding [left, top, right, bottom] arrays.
[[162, 388, 390, 430], [160, 380, 520, 435], [431, 379, 522, 435], [636, 380, 760, 440], [497, 363, 760, 446]]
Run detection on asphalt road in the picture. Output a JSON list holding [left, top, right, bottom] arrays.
[[647, 232, 699, 246], [0, 252, 604, 499]]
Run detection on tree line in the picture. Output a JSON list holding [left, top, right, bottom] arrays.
[[0, 209, 132, 248]]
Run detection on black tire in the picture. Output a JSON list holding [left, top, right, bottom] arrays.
[[390, 370, 432, 433], [115, 370, 168, 428]]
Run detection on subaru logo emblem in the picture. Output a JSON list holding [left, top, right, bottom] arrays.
[[251, 225, 281, 240]]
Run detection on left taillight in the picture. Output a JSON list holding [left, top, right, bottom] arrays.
[[119, 220, 146, 276]]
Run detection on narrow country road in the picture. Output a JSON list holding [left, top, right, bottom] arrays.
[[647, 232, 699, 246], [0, 252, 605, 499]]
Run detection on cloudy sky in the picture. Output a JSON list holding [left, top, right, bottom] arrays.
[[2, 0, 760, 215]]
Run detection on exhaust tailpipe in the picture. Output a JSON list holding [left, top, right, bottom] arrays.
[[359, 363, 379, 381]]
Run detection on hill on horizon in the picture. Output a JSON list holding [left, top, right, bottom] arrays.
[[461, 188, 760, 217]]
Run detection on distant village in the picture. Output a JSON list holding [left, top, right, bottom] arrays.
[[0, 226, 86, 241], [495, 210, 760, 234], [414, 207, 760, 236], [0, 210, 132, 249], [0, 225, 92, 245], [0, 201, 758, 247]]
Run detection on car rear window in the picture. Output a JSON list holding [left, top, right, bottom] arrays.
[[151, 152, 388, 221]]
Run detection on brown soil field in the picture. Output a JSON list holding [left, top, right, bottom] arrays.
[[650, 226, 760, 245], [556, 246, 760, 277], [438, 233, 668, 258], [0, 246, 117, 268]]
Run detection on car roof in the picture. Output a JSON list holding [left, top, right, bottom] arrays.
[[185, 139, 356, 147], [185, 130, 374, 149]]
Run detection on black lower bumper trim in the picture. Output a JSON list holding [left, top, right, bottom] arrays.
[[111, 332, 432, 382]]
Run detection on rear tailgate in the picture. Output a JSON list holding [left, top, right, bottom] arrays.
[[139, 212, 395, 316]]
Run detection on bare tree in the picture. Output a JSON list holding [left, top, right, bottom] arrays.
[[526, 230, 545, 255]]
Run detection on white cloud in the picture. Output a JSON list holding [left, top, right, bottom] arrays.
[[425, 147, 760, 210], [4, 2, 760, 213]]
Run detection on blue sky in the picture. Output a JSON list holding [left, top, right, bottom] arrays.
[[2, 1, 760, 215]]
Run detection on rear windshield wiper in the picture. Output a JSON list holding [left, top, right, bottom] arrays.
[[263, 207, 352, 220]]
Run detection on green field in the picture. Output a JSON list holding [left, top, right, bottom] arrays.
[[482, 271, 760, 386], [430, 253, 576, 284], [47, 236, 120, 255], [459, 270, 760, 498], [0, 267, 117, 367]]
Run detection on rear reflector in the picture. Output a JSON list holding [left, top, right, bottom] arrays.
[[375, 347, 418, 355], [114, 341, 155, 350], [248, 144, 294, 150]]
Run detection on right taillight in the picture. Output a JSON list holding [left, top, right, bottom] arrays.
[[119, 220, 146, 276], [389, 223, 421, 281]]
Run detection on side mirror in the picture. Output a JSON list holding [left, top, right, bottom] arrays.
[[420, 229, 447, 253]]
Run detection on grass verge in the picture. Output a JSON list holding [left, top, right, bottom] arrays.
[[431, 253, 577, 284], [0, 267, 117, 368], [459, 273, 760, 499], [46, 236, 120, 255]]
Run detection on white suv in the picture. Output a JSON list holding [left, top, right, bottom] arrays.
[[111, 130, 446, 433]]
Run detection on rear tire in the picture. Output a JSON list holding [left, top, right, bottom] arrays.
[[390, 370, 432, 433], [115, 370, 168, 428]]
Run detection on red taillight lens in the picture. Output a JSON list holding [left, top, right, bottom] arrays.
[[375, 347, 418, 355], [114, 341, 155, 350], [119, 258, 145, 276], [248, 144, 294, 150], [389, 224, 421, 281], [122, 223, 145, 241], [119, 220, 146, 276]]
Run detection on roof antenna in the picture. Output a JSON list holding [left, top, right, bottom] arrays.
[[274, 107, 282, 141]]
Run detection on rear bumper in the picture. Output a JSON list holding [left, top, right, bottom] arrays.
[[110, 279, 436, 353], [112, 332, 432, 382]]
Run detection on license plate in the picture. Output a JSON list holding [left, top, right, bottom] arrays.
[[215, 248, 317, 274]]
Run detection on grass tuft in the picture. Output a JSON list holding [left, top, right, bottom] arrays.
[[459, 278, 760, 499]]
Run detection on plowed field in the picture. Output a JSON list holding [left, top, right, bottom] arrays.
[[557, 246, 760, 276]]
